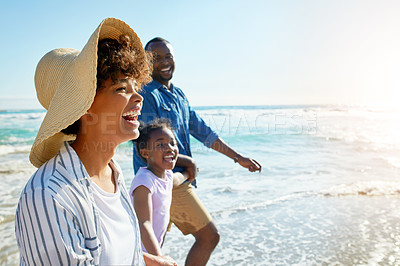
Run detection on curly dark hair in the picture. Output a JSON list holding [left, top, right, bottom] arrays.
[[133, 118, 173, 162], [97, 35, 152, 89], [62, 35, 151, 135]]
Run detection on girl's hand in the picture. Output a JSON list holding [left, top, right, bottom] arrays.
[[157, 255, 178, 266], [143, 253, 179, 266]]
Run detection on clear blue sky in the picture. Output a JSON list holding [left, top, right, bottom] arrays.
[[1, 0, 399, 109]]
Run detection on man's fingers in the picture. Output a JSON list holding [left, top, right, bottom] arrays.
[[252, 159, 262, 171], [248, 159, 262, 172]]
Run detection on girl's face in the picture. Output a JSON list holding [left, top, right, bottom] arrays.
[[140, 127, 179, 178], [86, 72, 143, 143]]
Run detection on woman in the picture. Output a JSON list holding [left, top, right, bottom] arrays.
[[15, 18, 176, 266]]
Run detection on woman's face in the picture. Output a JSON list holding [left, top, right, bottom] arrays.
[[86, 72, 143, 143]]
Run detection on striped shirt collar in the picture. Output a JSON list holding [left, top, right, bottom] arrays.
[[60, 142, 122, 185], [59, 142, 90, 182]]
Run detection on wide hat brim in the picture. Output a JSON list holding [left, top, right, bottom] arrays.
[[30, 18, 144, 168]]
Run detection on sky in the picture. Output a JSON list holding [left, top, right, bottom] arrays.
[[1, 0, 400, 109]]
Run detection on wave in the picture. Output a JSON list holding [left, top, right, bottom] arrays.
[[383, 156, 400, 169], [0, 112, 45, 120], [198, 108, 314, 118], [321, 181, 400, 197], [0, 213, 15, 226], [0, 145, 31, 156], [212, 181, 400, 217], [211, 192, 312, 217], [0, 135, 35, 145]]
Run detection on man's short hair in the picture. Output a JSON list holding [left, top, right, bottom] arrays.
[[144, 37, 170, 51]]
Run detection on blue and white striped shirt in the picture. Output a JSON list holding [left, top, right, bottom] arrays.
[[15, 142, 144, 265]]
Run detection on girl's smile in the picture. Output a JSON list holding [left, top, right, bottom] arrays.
[[140, 127, 178, 179]]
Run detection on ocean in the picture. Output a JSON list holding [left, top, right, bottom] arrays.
[[1, 105, 399, 265]]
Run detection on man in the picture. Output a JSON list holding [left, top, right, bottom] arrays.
[[133, 37, 262, 265]]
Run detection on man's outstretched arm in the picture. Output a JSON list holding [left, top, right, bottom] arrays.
[[210, 138, 262, 172]]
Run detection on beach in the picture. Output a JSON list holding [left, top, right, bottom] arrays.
[[1, 105, 400, 265]]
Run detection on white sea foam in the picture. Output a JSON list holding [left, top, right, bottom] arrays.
[[321, 181, 400, 197], [384, 156, 400, 169], [0, 112, 45, 121], [0, 136, 35, 146], [208, 181, 400, 223], [0, 145, 30, 156], [0, 110, 46, 118], [211, 192, 312, 218]]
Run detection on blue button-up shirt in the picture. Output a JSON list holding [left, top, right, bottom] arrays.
[[133, 80, 219, 174]]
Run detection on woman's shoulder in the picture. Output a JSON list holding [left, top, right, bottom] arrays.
[[22, 155, 61, 193], [19, 153, 91, 213]]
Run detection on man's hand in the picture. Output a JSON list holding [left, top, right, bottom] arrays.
[[175, 154, 197, 183], [236, 154, 262, 172], [210, 138, 262, 173]]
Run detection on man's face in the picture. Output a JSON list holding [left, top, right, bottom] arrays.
[[147, 41, 175, 87]]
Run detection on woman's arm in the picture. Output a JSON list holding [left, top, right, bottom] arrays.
[[133, 186, 163, 255]]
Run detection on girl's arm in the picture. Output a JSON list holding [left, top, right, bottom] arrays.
[[172, 171, 188, 188], [133, 186, 163, 255]]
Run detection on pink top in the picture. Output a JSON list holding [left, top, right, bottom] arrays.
[[130, 167, 173, 252]]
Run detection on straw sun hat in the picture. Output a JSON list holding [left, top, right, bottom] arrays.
[[30, 18, 145, 168]]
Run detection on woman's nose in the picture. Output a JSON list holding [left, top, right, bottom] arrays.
[[130, 90, 143, 103]]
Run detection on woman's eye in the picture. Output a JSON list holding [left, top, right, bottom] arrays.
[[116, 87, 126, 92]]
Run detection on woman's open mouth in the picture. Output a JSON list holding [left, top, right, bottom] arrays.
[[122, 109, 140, 125]]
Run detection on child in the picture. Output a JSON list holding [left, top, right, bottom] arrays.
[[130, 119, 187, 256]]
